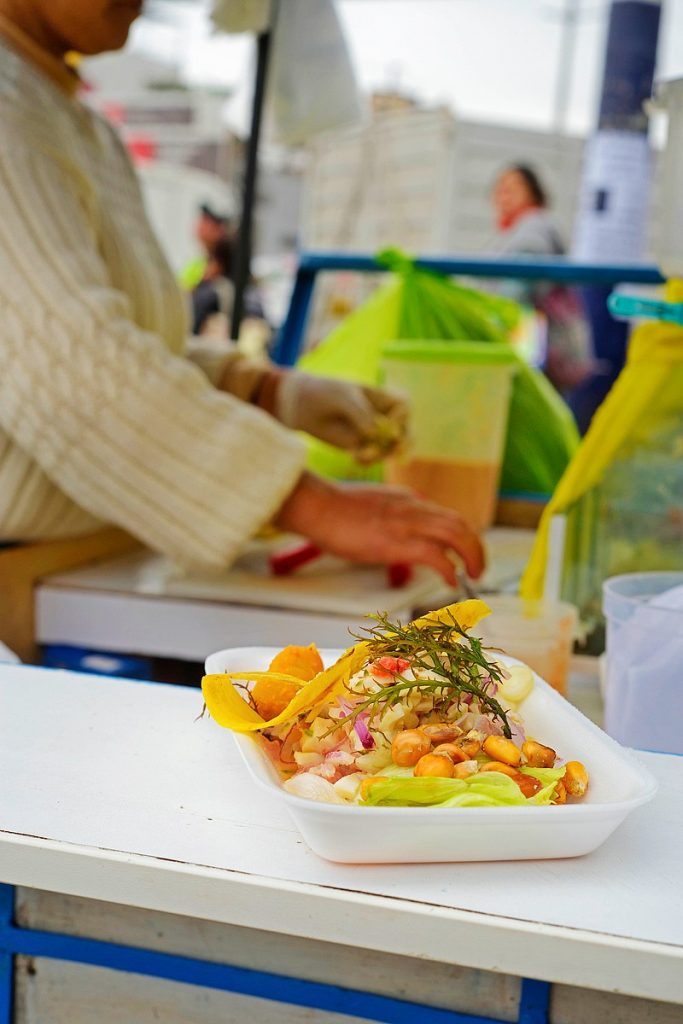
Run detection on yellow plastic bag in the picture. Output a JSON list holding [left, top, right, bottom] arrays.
[[522, 291, 683, 623], [202, 599, 490, 733]]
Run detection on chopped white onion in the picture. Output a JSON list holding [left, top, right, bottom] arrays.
[[497, 664, 535, 704], [283, 774, 346, 804]]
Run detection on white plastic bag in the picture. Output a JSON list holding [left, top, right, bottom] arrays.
[[211, 0, 273, 35], [268, 0, 363, 145], [604, 581, 683, 754]]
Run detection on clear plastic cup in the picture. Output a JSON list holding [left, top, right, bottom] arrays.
[[602, 572, 683, 753], [381, 341, 517, 532], [475, 594, 578, 695]]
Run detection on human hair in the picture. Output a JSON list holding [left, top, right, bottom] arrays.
[[506, 164, 549, 207], [211, 236, 234, 279]]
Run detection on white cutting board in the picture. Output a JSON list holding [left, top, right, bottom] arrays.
[[40, 542, 444, 617]]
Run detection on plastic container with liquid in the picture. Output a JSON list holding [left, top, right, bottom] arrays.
[[603, 572, 683, 754], [475, 595, 578, 696], [381, 341, 517, 532]]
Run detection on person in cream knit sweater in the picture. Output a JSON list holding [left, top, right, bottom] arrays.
[[0, 0, 483, 585]]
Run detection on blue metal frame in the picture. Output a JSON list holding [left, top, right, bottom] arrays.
[[517, 978, 551, 1024], [273, 250, 664, 366], [0, 887, 12, 1024], [0, 884, 549, 1023]]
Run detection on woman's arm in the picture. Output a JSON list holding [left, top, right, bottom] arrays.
[[0, 130, 483, 585], [0, 137, 306, 573]]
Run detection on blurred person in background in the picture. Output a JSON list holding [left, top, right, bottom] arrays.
[[491, 164, 594, 396], [192, 234, 268, 339], [0, 0, 484, 585], [192, 236, 236, 336], [180, 203, 232, 291]]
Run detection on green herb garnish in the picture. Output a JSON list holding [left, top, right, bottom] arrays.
[[339, 609, 511, 738]]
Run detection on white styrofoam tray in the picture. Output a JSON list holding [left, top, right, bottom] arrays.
[[205, 647, 658, 864]]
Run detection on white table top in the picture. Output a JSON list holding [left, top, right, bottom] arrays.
[[35, 529, 536, 659], [1, 664, 681, 1003]]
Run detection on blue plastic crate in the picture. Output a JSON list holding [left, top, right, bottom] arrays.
[[41, 644, 152, 680]]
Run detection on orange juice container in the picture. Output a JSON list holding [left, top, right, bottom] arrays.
[[382, 340, 517, 531]]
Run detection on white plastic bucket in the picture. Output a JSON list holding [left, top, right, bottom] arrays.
[[603, 572, 683, 754]]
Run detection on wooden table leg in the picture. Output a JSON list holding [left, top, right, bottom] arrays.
[[0, 530, 140, 663]]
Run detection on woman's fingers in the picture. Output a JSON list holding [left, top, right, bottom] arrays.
[[423, 524, 483, 581], [409, 514, 485, 579], [403, 540, 460, 587], [395, 532, 481, 586]]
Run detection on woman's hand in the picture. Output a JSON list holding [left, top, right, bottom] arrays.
[[274, 473, 484, 584], [221, 363, 408, 464], [272, 372, 409, 463]]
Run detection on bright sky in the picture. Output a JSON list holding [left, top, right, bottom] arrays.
[[132, 0, 683, 137]]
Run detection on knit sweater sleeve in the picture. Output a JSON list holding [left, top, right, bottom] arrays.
[[184, 335, 272, 397], [0, 138, 306, 572]]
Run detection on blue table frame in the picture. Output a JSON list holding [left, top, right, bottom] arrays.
[[0, 882, 549, 1024], [272, 251, 664, 366]]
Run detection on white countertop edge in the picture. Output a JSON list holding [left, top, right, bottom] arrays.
[[1, 830, 681, 1004]]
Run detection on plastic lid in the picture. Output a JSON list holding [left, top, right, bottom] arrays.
[[382, 339, 518, 365]]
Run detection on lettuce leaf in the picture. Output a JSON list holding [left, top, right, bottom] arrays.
[[379, 765, 417, 779], [519, 765, 566, 806], [361, 767, 566, 807]]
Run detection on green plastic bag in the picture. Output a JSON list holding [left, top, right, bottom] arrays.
[[299, 250, 579, 493]]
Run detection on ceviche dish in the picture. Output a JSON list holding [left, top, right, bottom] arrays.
[[202, 600, 589, 809]]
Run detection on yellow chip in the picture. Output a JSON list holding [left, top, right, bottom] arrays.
[[201, 600, 491, 733]]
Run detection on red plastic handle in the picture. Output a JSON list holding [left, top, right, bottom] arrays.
[[387, 563, 414, 588], [269, 542, 321, 576], [269, 543, 413, 589]]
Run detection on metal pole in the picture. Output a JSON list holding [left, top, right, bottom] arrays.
[[231, 2, 278, 340], [552, 0, 580, 135]]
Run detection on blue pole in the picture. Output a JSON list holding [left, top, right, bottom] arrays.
[[0, 886, 14, 1024], [598, 0, 662, 133], [518, 978, 551, 1024], [572, 1, 663, 430]]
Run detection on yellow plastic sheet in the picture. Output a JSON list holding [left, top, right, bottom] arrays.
[[202, 599, 491, 733], [522, 284, 683, 599]]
